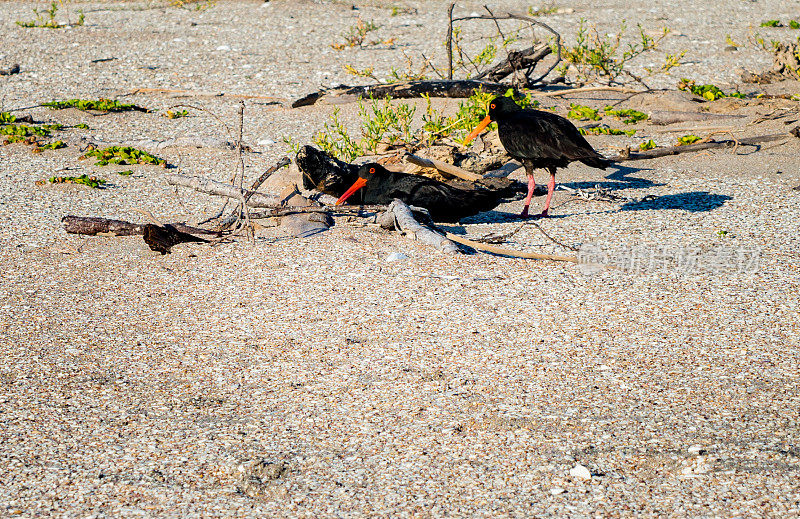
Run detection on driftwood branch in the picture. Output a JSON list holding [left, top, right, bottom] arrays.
[[404, 153, 482, 182], [382, 199, 459, 254], [291, 80, 519, 108], [166, 174, 280, 207], [445, 233, 578, 262], [611, 129, 799, 162], [61, 215, 220, 236]]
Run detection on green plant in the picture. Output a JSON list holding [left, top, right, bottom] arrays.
[[579, 127, 636, 136], [677, 134, 702, 146], [40, 174, 106, 188], [639, 139, 656, 150], [331, 18, 381, 50], [528, 3, 559, 16], [1, 124, 62, 138], [567, 103, 601, 121], [80, 146, 166, 166], [560, 19, 672, 84], [791, 20, 800, 30], [164, 109, 189, 119], [117, 170, 133, 176], [678, 78, 745, 100], [359, 95, 415, 151], [16, 2, 83, 29], [313, 107, 362, 161], [33, 140, 66, 152], [603, 106, 649, 124], [717, 229, 729, 237], [282, 135, 301, 155], [761, 20, 782, 28], [74, 123, 90, 129], [43, 99, 146, 113], [0, 112, 16, 124]]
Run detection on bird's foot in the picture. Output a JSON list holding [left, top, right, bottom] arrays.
[[519, 206, 530, 219], [538, 209, 549, 218]]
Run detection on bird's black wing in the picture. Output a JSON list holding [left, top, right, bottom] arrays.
[[500, 109, 607, 164]]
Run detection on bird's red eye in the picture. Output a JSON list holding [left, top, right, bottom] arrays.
[[369, 167, 375, 174], [490, 103, 496, 109]]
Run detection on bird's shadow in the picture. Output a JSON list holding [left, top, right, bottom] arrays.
[[560, 163, 662, 192], [619, 191, 732, 212]]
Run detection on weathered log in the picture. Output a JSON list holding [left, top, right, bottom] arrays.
[[611, 129, 799, 162], [166, 174, 280, 207], [291, 80, 519, 108], [382, 199, 459, 254], [62, 216, 220, 237]]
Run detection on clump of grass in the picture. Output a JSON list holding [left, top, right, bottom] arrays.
[[579, 126, 636, 136], [80, 146, 166, 167], [559, 19, 675, 84], [164, 109, 189, 119], [676, 134, 702, 146], [567, 103, 601, 121], [603, 106, 649, 124], [678, 78, 745, 100], [38, 174, 106, 189], [639, 139, 657, 150], [33, 141, 66, 153], [16, 2, 83, 29], [43, 99, 146, 113], [331, 18, 382, 50]]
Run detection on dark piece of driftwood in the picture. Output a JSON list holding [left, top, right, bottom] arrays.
[[62, 216, 220, 236], [291, 80, 518, 108], [449, 10, 562, 87], [143, 224, 209, 255], [0, 64, 21, 76], [166, 174, 280, 207], [611, 129, 800, 162], [381, 199, 459, 254]]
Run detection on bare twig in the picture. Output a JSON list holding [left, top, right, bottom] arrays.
[[247, 156, 291, 197], [404, 153, 482, 182], [446, 3, 455, 80]]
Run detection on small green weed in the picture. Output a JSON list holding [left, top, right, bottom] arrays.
[[43, 99, 146, 113], [791, 20, 800, 30], [579, 127, 636, 136], [81, 146, 166, 167], [677, 134, 702, 146], [678, 78, 745, 100], [33, 140, 66, 153], [164, 109, 189, 119], [1, 124, 62, 138], [16, 2, 83, 29], [603, 106, 649, 124], [567, 103, 601, 121], [761, 20, 782, 28], [74, 123, 90, 130], [117, 170, 133, 176], [717, 229, 729, 237], [639, 139, 657, 150], [331, 18, 382, 50], [528, 3, 559, 16], [0, 112, 16, 124], [39, 174, 106, 189]]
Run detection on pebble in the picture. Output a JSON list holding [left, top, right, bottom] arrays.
[[569, 464, 592, 481]]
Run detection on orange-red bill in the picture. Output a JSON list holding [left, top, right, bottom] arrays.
[[463, 115, 492, 145], [335, 177, 369, 206]]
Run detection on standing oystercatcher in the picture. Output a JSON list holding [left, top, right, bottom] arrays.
[[465, 96, 611, 218]]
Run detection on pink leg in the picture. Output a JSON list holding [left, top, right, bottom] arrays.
[[520, 173, 536, 219], [540, 172, 556, 217]]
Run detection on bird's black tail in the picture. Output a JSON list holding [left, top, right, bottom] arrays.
[[580, 153, 612, 170]]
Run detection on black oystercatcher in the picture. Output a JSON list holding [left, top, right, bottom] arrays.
[[464, 96, 611, 218], [335, 163, 511, 222]]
